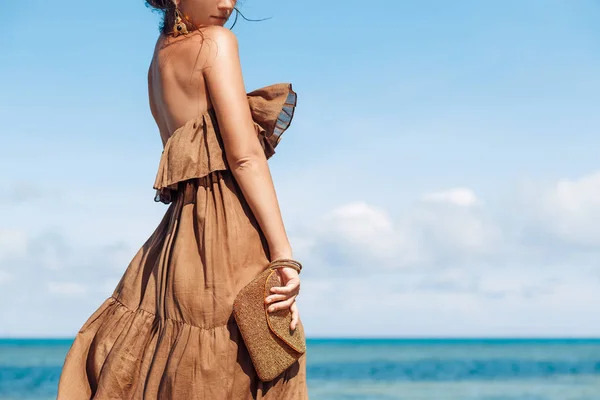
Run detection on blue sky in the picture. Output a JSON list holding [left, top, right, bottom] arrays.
[[2, 0, 600, 337]]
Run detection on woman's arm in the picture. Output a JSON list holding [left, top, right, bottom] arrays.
[[201, 27, 292, 261], [201, 27, 301, 329]]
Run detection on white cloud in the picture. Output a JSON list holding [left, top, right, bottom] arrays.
[[301, 267, 600, 337], [0, 229, 28, 260], [291, 174, 600, 336], [422, 187, 479, 207], [408, 197, 505, 265], [308, 201, 419, 269], [413, 267, 479, 293], [296, 187, 503, 272], [519, 171, 600, 247], [0, 229, 132, 336], [296, 173, 600, 274]]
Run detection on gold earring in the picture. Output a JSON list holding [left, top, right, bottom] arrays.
[[172, 8, 189, 37]]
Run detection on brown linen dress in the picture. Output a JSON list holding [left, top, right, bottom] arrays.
[[56, 83, 308, 399]]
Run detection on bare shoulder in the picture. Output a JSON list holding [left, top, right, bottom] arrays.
[[166, 27, 238, 72], [201, 25, 238, 45], [194, 26, 242, 80], [200, 26, 239, 59]]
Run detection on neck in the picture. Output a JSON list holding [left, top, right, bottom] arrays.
[[179, 8, 199, 30]]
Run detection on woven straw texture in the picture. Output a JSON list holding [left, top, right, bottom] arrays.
[[233, 267, 306, 381]]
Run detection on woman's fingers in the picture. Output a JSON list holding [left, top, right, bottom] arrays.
[[267, 294, 297, 313], [270, 278, 300, 295], [290, 301, 299, 330], [264, 293, 288, 305]]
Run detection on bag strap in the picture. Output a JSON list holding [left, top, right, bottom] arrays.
[[267, 258, 302, 273]]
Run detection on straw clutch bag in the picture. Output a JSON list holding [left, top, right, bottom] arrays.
[[233, 258, 306, 381]]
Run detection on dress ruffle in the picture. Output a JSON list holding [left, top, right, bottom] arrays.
[[247, 83, 297, 160], [153, 83, 297, 204], [60, 295, 305, 399]]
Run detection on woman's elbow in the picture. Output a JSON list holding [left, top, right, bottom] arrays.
[[229, 151, 266, 172]]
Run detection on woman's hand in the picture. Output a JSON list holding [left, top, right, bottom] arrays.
[[264, 266, 301, 330]]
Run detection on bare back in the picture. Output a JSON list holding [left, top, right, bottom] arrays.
[[148, 30, 215, 146]]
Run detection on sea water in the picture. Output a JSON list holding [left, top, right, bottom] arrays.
[[0, 338, 599, 399]]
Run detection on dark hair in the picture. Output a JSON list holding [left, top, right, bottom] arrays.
[[145, 1, 270, 35], [145, 1, 177, 35]]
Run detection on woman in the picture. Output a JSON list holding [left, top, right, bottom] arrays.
[[56, 0, 308, 398]]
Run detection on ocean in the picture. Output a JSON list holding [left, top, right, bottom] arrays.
[[0, 338, 599, 399]]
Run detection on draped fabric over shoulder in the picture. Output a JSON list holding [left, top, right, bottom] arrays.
[[56, 83, 307, 399]]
